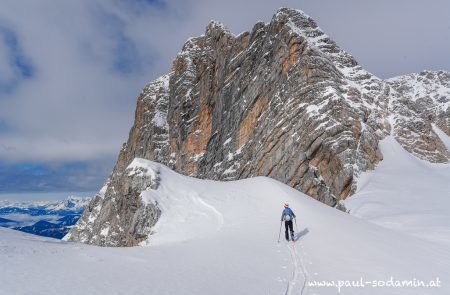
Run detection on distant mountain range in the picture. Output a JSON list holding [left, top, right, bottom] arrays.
[[0, 196, 91, 239]]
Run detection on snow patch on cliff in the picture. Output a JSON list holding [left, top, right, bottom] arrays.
[[433, 124, 450, 151]]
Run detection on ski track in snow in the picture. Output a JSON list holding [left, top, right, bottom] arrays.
[[285, 241, 308, 295], [285, 244, 298, 295], [295, 244, 308, 295]]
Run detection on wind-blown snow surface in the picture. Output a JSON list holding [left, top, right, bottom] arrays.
[[345, 135, 450, 248], [1, 161, 449, 295]]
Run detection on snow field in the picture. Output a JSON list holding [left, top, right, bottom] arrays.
[[2, 153, 450, 294]]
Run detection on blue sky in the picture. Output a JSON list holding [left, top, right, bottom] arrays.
[[0, 0, 449, 199], [0, 25, 34, 95]]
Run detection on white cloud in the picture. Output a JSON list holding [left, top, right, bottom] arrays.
[[0, 0, 449, 164]]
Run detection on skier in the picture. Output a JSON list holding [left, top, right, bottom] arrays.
[[281, 203, 296, 241]]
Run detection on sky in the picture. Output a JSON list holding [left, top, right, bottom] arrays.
[[0, 0, 449, 199]]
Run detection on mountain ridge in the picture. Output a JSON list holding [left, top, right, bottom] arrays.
[[0, 196, 90, 239]]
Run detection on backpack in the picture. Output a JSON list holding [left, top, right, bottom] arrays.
[[284, 208, 293, 221]]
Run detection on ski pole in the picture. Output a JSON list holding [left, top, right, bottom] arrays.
[[294, 218, 298, 231], [277, 221, 283, 243]]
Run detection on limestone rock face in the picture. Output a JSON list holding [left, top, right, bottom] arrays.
[[387, 71, 450, 162], [165, 8, 389, 205], [65, 159, 162, 246], [67, 8, 450, 246]]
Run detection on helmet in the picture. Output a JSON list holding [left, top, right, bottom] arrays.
[[284, 203, 289, 208]]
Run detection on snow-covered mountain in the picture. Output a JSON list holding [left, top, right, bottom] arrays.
[[0, 196, 91, 214], [0, 196, 91, 238], [387, 71, 450, 163], [1, 6, 448, 295], [3, 152, 450, 294], [66, 7, 450, 247]]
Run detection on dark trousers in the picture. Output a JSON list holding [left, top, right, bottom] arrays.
[[285, 220, 294, 240]]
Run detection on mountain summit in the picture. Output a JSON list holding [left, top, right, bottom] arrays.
[[66, 8, 450, 246]]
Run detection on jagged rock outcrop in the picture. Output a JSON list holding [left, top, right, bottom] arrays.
[[387, 71, 450, 162], [64, 159, 161, 246], [67, 8, 450, 246]]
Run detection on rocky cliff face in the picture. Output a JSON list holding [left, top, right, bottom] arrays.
[[387, 71, 450, 162], [67, 8, 450, 246]]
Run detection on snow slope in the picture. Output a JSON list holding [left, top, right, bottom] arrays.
[[1, 161, 449, 295], [344, 135, 450, 247]]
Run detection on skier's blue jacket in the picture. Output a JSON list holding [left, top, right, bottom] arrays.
[[281, 208, 296, 221]]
